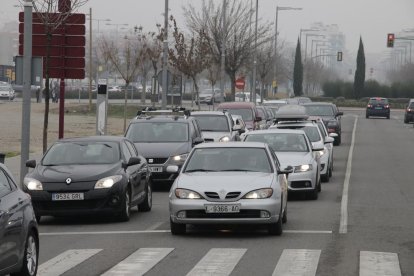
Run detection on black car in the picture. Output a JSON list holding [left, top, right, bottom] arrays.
[[366, 97, 390, 119], [404, 99, 414, 124], [23, 136, 152, 222], [0, 163, 39, 276], [302, 102, 343, 145], [125, 109, 204, 184]]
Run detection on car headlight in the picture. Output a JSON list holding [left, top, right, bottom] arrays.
[[175, 188, 203, 199], [243, 188, 273, 199], [172, 153, 189, 162], [219, 136, 230, 142], [94, 175, 123, 189], [294, 164, 313, 172], [24, 177, 43, 191], [317, 147, 328, 157]]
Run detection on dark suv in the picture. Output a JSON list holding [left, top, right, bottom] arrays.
[[302, 102, 343, 146], [404, 99, 414, 124], [366, 97, 390, 119], [125, 109, 204, 184]]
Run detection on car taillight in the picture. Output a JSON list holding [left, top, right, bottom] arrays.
[[385, 105, 389, 109], [407, 108, 412, 112], [367, 104, 372, 108], [328, 128, 336, 132]]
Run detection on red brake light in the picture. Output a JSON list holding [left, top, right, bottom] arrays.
[[367, 104, 372, 108], [385, 105, 389, 109]]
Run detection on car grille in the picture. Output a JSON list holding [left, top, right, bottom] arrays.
[[204, 138, 215, 142], [204, 191, 242, 199], [186, 210, 261, 219], [34, 200, 101, 211], [290, 181, 312, 189], [147, 157, 168, 164]]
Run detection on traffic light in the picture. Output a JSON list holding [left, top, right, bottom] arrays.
[[387, 33, 395, 48], [337, 51, 343, 62]]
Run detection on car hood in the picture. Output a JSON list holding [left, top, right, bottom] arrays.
[[201, 131, 231, 142], [134, 142, 190, 158], [29, 163, 121, 183], [275, 152, 314, 167], [175, 172, 274, 193]]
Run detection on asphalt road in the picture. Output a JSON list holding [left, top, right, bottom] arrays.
[[6, 108, 414, 276]]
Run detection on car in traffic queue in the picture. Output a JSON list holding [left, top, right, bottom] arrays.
[[125, 109, 204, 184], [243, 129, 322, 200], [197, 88, 225, 105], [231, 114, 249, 137], [404, 99, 414, 124], [271, 105, 333, 183], [168, 142, 293, 235], [256, 105, 273, 129], [191, 111, 244, 142], [302, 102, 343, 145], [366, 97, 390, 119], [0, 163, 39, 276], [217, 102, 262, 131], [23, 136, 152, 222], [0, 82, 15, 101]]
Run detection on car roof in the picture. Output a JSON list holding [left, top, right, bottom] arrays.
[[218, 102, 256, 108], [194, 141, 268, 149], [245, 129, 307, 135], [57, 136, 127, 143], [191, 111, 228, 116], [130, 115, 192, 123], [274, 104, 309, 120], [302, 102, 335, 106]]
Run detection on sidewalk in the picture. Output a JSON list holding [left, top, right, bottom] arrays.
[[5, 152, 43, 187]]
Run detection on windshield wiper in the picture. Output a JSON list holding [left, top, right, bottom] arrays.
[[185, 169, 216, 172]]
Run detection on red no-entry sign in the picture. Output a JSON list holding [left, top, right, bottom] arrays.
[[235, 78, 245, 90]]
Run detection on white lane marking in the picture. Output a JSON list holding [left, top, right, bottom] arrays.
[[186, 248, 246, 276], [146, 221, 164, 231], [38, 249, 102, 276], [360, 251, 402, 276], [101, 248, 174, 276], [272, 249, 321, 276], [340, 116, 358, 234], [40, 229, 332, 236]]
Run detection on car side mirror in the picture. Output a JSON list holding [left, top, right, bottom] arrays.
[[232, 124, 242, 131], [328, 133, 338, 138], [336, 111, 343, 116], [255, 116, 262, 122], [278, 165, 294, 175], [125, 157, 141, 168], [311, 142, 324, 151], [325, 137, 335, 144], [193, 137, 204, 145], [166, 165, 179, 173], [26, 160, 36, 168]]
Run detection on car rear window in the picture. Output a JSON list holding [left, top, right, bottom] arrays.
[[369, 98, 388, 104]]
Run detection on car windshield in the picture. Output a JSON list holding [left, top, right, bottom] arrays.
[[245, 133, 309, 152], [184, 147, 272, 173], [277, 125, 321, 142], [369, 98, 389, 104], [223, 108, 253, 121], [42, 142, 120, 165], [304, 105, 334, 116], [126, 122, 189, 142], [194, 115, 230, 132]]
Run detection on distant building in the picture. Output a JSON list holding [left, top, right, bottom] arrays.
[[0, 21, 18, 66]]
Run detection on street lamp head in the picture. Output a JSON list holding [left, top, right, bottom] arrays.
[[278, 7, 302, 11]]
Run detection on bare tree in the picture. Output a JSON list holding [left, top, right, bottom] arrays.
[[184, 0, 272, 101], [28, 0, 88, 153], [205, 62, 221, 92], [256, 42, 273, 101], [169, 17, 211, 110], [101, 30, 142, 132]]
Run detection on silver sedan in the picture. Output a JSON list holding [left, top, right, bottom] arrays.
[[168, 142, 292, 235]]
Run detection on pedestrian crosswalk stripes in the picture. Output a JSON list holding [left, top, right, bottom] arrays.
[[272, 249, 321, 276], [359, 251, 402, 276], [186, 248, 247, 276], [36, 248, 404, 276], [101, 248, 174, 276], [38, 249, 102, 276]]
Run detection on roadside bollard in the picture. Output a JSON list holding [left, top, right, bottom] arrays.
[[0, 153, 5, 164]]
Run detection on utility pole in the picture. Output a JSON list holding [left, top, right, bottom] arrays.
[[252, 0, 258, 104], [20, 0, 33, 185], [89, 7, 92, 111], [219, 0, 226, 102], [161, 0, 169, 109]]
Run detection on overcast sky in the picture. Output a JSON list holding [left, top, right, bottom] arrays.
[[3, 0, 414, 56]]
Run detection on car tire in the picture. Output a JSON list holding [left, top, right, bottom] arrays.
[[334, 135, 341, 146], [138, 181, 152, 212], [268, 207, 283, 236], [118, 188, 131, 222], [35, 215, 41, 223], [328, 162, 333, 177], [170, 219, 186, 235], [11, 231, 39, 276], [404, 117, 409, 124], [282, 204, 287, 224], [387, 114, 390, 119], [321, 173, 329, 183], [366, 114, 369, 119]]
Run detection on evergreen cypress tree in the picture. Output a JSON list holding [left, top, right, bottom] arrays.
[[354, 37, 366, 99], [293, 38, 303, 96]]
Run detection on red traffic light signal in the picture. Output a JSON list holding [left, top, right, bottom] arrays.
[[387, 33, 395, 48]]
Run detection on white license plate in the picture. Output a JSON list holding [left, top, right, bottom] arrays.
[[52, 193, 84, 201], [149, 166, 163, 172], [205, 204, 240, 213]]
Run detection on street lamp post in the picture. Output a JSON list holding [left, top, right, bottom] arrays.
[[161, 0, 169, 109], [252, 0, 258, 104], [305, 34, 325, 61], [219, 0, 226, 103], [273, 6, 302, 95]]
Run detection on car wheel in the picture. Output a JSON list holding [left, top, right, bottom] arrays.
[[334, 136, 341, 146], [328, 162, 333, 177], [282, 204, 287, 224], [35, 215, 41, 223], [138, 181, 152, 212], [118, 188, 131, 221], [268, 207, 283, 236], [387, 114, 390, 119], [11, 231, 38, 276], [404, 117, 409, 124], [321, 173, 330, 183], [366, 114, 369, 119], [170, 219, 186, 235]]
